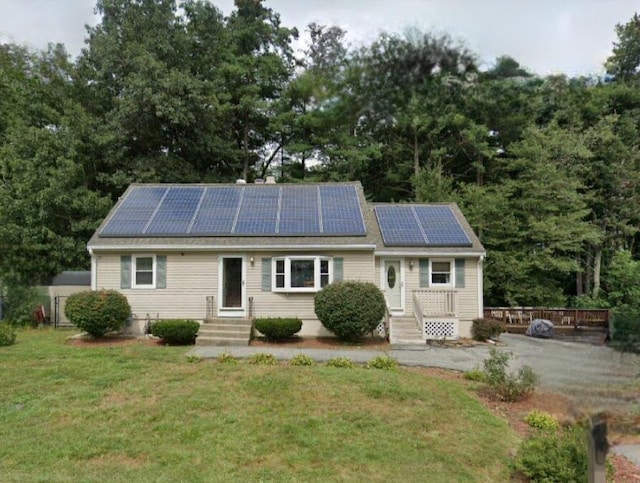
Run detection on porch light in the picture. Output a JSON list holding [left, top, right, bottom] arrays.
[[250, 257, 254, 265], [409, 259, 414, 270]]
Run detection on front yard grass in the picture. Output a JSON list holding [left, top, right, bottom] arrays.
[[0, 329, 518, 482]]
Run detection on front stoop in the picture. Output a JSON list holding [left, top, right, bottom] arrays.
[[196, 318, 252, 346], [389, 317, 425, 346]]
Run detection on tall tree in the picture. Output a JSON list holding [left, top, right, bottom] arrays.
[[606, 12, 640, 82]]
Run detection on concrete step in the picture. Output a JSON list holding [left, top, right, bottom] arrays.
[[197, 318, 252, 346], [389, 317, 424, 345], [196, 335, 250, 347]]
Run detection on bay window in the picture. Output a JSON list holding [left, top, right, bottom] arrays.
[[273, 256, 332, 292]]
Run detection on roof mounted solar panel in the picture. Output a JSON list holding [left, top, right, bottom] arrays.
[[414, 206, 471, 246], [190, 186, 241, 235], [100, 186, 168, 236], [234, 186, 279, 234], [279, 186, 320, 235], [319, 185, 366, 235], [145, 187, 204, 235], [375, 205, 472, 247]]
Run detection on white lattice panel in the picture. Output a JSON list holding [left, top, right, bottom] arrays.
[[376, 321, 387, 338], [423, 319, 459, 340]]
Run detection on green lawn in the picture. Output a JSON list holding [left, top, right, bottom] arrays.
[[0, 329, 518, 482]]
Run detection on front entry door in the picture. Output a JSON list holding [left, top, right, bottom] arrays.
[[383, 260, 403, 312], [219, 256, 245, 317]]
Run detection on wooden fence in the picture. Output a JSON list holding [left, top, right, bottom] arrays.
[[484, 307, 610, 329]]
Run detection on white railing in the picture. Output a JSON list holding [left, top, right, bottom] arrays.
[[413, 289, 458, 317], [413, 292, 424, 327]]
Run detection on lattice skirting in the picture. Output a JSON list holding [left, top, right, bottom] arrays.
[[376, 321, 387, 338], [423, 319, 459, 340]]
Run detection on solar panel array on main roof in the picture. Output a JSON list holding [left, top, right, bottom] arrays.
[[374, 205, 472, 247], [100, 184, 366, 237]]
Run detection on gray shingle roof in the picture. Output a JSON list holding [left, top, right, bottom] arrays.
[[88, 181, 484, 255]]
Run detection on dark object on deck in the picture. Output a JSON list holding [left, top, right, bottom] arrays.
[[526, 319, 555, 339]]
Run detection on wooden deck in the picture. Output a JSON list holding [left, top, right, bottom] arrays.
[[484, 307, 610, 330]]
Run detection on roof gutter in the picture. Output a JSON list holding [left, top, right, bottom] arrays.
[[88, 243, 377, 252], [375, 250, 486, 257]]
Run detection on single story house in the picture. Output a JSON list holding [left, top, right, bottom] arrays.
[[87, 180, 485, 342]]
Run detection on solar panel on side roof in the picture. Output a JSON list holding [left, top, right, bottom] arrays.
[[375, 206, 427, 246], [190, 186, 241, 235], [414, 205, 472, 246], [319, 185, 366, 235], [145, 187, 204, 235], [100, 186, 167, 236], [278, 186, 320, 234], [234, 186, 279, 234]]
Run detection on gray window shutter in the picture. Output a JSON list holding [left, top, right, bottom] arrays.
[[455, 258, 465, 288], [121, 256, 131, 289], [262, 258, 272, 291], [419, 258, 429, 287], [156, 255, 166, 289], [333, 258, 343, 281]]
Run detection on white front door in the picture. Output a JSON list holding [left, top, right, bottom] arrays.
[[383, 259, 403, 312], [218, 256, 246, 317]]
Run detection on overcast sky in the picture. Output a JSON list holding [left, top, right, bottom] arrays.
[[0, 0, 637, 76]]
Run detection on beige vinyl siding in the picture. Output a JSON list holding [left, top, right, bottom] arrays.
[[95, 252, 217, 325], [249, 251, 375, 336], [376, 256, 481, 338]]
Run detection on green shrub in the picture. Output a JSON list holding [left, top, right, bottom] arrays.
[[65, 290, 131, 337], [248, 353, 278, 365], [463, 367, 487, 382], [3, 285, 48, 327], [471, 318, 505, 341], [0, 323, 17, 346], [185, 354, 202, 363], [290, 354, 315, 366], [218, 353, 238, 364], [610, 310, 640, 354], [325, 357, 355, 369], [314, 281, 386, 342], [483, 348, 538, 402], [254, 317, 302, 340], [150, 319, 199, 345], [367, 355, 398, 370], [525, 410, 560, 431], [511, 426, 587, 482]]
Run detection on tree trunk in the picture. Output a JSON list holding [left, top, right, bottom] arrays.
[[414, 131, 420, 178], [576, 270, 584, 297], [592, 247, 602, 299], [242, 113, 249, 181], [476, 154, 484, 186], [585, 249, 593, 296]]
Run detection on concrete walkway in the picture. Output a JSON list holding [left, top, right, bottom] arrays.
[[189, 333, 640, 466]]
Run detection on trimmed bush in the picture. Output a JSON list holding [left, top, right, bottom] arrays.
[[325, 357, 355, 368], [218, 353, 238, 364], [0, 323, 17, 346], [525, 410, 560, 432], [248, 353, 278, 365], [65, 290, 131, 337], [483, 348, 538, 402], [511, 426, 587, 481], [151, 319, 199, 345], [290, 354, 315, 366], [472, 318, 505, 341], [367, 355, 398, 370], [314, 281, 386, 342], [254, 317, 302, 340]]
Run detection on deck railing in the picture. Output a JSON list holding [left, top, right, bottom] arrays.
[[413, 289, 458, 317], [205, 296, 215, 319], [484, 307, 610, 328]]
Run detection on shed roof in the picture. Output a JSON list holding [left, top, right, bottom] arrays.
[[50, 271, 91, 286]]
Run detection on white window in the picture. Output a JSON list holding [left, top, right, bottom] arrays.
[[273, 257, 332, 292], [431, 260, 452, 286], [133, 255, 155, 288]]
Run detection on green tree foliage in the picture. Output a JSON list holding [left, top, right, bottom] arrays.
[[606, 12, 640, 82]]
